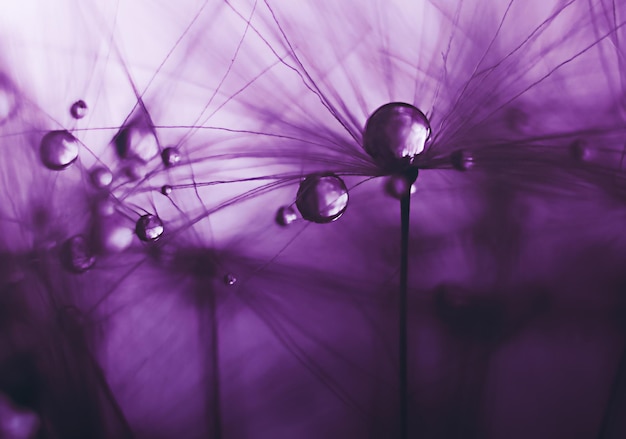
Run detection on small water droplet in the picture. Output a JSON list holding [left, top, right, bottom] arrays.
[[39, 130, 79, 170], [70, 100, 88, 119], [223, 273, 237, 286], [275, 205, 297, 226], [161, 185, 173, 196], [569, 140, 593, 162], [363, 102, 431, 171], [61, 235, 96, 273], [385, 174, 418, 199], [450, 149, 475, 171], [296, 174, 349, 224], [135, 214, 164, 242], [161, 147, 181, 167], [90, 166, 113, 188]]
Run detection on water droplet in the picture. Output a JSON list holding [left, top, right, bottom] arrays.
[[99, 221, 133, 253], [570, 140, 593, 161], [363, 102, 431, 171], [161, 185, 173, 196], [114, 122, 159, 163], [89, 166, 112, 188], [296, 174, 349, 224], [135, 214, 164, 242], [39, 130, 80, 170], [223, 273, 237, 286], [161, 147, 181, 167], [61, 235, 96, 273], [386, 174, 418, 199], [70, 100, 88, 119], [450, 149, 475, 171], [275, 205, 297, 226]]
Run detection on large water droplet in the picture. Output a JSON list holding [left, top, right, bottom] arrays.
[[70, 100, 88, 119], [296, 174, 349, 224], [135, 214, 164, 242], [90, 166, 113, 188], [275, 205, 297, 226], [161, 147, 181, 167], [61, 235, 96, 273], [114, 121, 159, 163], [39, 130, 80, 170], [363, 102, 431, 171]]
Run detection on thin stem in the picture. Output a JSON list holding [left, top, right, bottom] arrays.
[[399, 193, 411, 439]]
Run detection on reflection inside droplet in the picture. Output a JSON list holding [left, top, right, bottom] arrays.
[[275, 205, 297, 226], [61, 235, 96, 273], [39, 130, 80, 171], [90, 166, 113, 189], [296, 174, 349, 224], [161, 147, 181, 167], [135, 214, 164, 242], [70, 100, 88, 119]]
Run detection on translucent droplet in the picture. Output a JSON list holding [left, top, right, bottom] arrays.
[[161, 185, 173, 196], [296, 174, 349, 224], [275, 205, 297, 226], [90, 166, 113, 188], [135, 214, 164, 242], [100, 222, 133, 253], [161, 147, 181, 167], [223, 273, 237, 286], [570, 140, 593, 161], [385, 174, 418, 199], [363, 102, 431, 171], [0, 393, 40, 439], [450, 149, 475, 171], [61, 235, 96, 273], [114, 122, 159, 163], [39, 130, 79, 170], [70, 100, 88, 119]]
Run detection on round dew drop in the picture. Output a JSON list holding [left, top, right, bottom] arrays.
[[161, 185, 173, 196], [161, 147, 182, 167], [90, 166, 113, 188], [70, 100, 88, 119], [39, 130, 80, 170], [135, 214, 164, 242], [223, 273, 237, 286], [296, 174, 349, 224], [363, 102, 431, 171], [275, 205, 297, 226], [61, 235, 96, 273]]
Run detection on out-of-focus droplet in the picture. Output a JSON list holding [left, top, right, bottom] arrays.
[[450, 149, 475, 171], [100, 222, 133, 253], [570, 140, 593, 161], [386, 173, 418, 199], [296, 174, 349, 224], [0, 393, 39, 439], [39, 130, 80, 170], [161, 147, 181, 167], [114, 123, 159, 163], [363, 102, 431, 171], [90, 166, 113, 188], [161, 185, 173, 196], [61, 235, 96, 273], [223, 273, 237, 286], [70, 100, 88, 119], [135, 214, 164, 242], [275, 205, 297, 226]]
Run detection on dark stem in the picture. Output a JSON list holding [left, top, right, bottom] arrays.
[[399, 192, 411, 439]]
